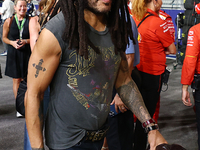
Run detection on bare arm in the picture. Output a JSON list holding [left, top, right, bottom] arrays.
[[182, 84, 192, 106], [29, 16, 40, 51], [115, 57, 167, 149], [115, 58, 150, 122], [126, 53, 134, 76], [165, 42, 176, 55], [2, 18, 12, 45], [25, 28, 61, 149], [111, 53, 135, 113]]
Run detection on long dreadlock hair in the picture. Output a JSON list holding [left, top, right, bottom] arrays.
[[59, 0, 135, 59]]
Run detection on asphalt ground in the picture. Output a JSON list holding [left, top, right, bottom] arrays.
[[0, 42, 198, 149]]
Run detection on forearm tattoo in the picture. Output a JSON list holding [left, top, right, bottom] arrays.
[[32, 59, 46, 78], [117, 80, 151, 123]]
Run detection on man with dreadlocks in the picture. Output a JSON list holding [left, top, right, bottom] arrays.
[[25, 0, 167, 150]]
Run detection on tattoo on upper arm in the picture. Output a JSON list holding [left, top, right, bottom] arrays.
[[32, 59, 46, 78]]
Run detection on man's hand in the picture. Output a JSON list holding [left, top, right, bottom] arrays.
[[182, 85, 192, 106], [111, 94, 128, 113], [148, 130, 167, 150]]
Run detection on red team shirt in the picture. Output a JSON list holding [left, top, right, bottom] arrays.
[[181, 24, 200, 85], [159, 10, 175, 41], [133, 9, 174, 75]]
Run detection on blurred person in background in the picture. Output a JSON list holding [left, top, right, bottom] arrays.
[[181, 5, 200, 148], [2, 0, 31, 117], [26, 0, 35, 17], [131, 0, 176, 149], [0, 0, 14, 56]]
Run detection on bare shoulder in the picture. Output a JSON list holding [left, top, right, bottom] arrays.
[[29, 16, 39, 24], [29, 16, 40, 30], [4, 18, 11, 27], [33, 28, 62, 57]]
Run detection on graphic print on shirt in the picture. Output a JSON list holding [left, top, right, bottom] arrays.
[[66, 46, 121, 112]]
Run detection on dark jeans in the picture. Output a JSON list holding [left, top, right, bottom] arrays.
[[133, 71, 163, 150], [49, 139, 104, 150], [194, 89, 200, 150], [106, 110, 134, 150]]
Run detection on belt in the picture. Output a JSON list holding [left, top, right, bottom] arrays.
[[84, 126, 109, 142]]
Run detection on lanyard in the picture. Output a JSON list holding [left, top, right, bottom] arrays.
[[14, 14, 26, 39]]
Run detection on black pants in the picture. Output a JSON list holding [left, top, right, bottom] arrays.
[[193, 89, 200, 150], [106, 110, 134, 150], [133, 71, 163, 150]]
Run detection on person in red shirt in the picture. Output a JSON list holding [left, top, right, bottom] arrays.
[[181, 23, 200, 150], [131, 0, 176, 149], [159, 10, 175, 41], [152, 9, 176, 123]]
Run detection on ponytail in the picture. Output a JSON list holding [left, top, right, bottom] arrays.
[[131, 0, 150, 20]]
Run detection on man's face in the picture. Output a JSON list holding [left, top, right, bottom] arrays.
[[85, 0, 112, 14]]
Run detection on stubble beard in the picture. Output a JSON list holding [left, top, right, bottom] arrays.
[[84, 0, 111, 15]]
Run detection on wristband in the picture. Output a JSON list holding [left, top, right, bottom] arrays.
[[25, 39, 27, 44], [142, 118, 155, 128], [145, 124, 159, 133]]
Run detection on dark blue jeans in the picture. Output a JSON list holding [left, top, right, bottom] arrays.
[[193, 89, 200, 150], [106, 110, 134, 150], [49, 139, 104, 150]]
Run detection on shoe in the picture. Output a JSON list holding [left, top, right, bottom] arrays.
[[16, 112, 24, 118], [0, 51, 7, 56]]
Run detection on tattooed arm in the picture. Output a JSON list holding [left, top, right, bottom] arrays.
[[115, 57, 167, 149], [111, 53, 135, 113], [25, 28, 61, 149], [115, 58, 150, 122]]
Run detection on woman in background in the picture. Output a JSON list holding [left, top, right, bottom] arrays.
[[2, 0, 31, 117], [131, 0, 176, 149]]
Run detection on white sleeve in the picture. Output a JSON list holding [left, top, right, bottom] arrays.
[[0, 2, 7, 14]]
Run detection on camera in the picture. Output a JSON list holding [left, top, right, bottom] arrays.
[[17, 40, 22, 45], [163, 67, 171, 85]]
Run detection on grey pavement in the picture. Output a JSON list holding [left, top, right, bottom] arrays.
[[0, 41, 198, 150]]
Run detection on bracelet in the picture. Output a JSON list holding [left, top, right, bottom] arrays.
[[102, 147, 108, 150], [24, 39, 27, 44], [145, 124, 159, 133], [142, 118, 155, 128]]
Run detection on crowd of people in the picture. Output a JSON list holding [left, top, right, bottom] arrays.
[[0, 0, 199, 149]]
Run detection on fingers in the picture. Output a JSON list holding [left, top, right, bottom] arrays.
[[182, 90, 192, 107], [110, 100, 115, 105], [118, 105, 127, 113], [182, 98, 192, 106]]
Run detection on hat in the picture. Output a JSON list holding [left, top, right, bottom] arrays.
[[195, 3, 200, 14], [156, 143, 186, 150]]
